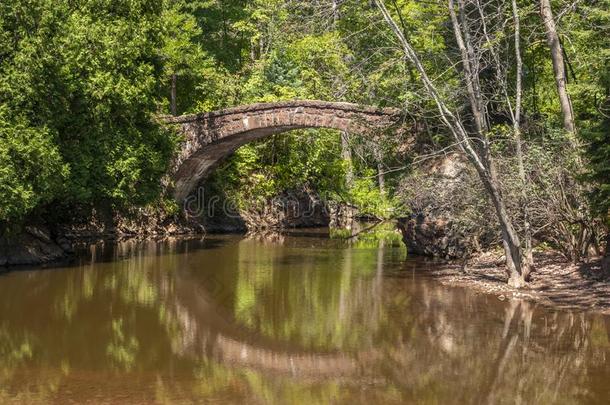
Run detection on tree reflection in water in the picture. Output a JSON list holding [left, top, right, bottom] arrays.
[[0, 234, 609, 404]]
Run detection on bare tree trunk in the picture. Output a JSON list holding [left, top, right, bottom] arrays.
[[449, 0, 529, 284], [375, 0, 527, 287], [373, 144, 385, 195], [540, 0, 575, 134], [602, 229, 610, 272], [486, 170, 527, 287], [331, 0, 354, 191], [332, 0, 340, 25], [170, 73, 177, 116], [449, 0, 487, 135], [377, 161, 386, 195], [341, 132, 354, 188], [512, 0, 533, 276], [540, 0, 593, 265]]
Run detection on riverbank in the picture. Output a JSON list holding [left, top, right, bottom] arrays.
[[0, 189, 339, 267], [0, 220, 204, 267], [423, 251, 610, 314]]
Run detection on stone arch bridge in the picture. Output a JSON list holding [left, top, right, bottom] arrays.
[[163, 100, 402, 202]]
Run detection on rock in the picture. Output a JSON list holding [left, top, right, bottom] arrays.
[[24, 226, 52, 243], [397, 215, 473, 259], [201, 188, 329, 232], [1, 229, 66, 266], [56, 236, 74, 253], [397, 152, 496, 260], [279, 189, 329, 228], [329, 202, 358, 230]]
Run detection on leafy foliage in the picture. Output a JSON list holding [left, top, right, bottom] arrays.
[[208, 129, 347, 211], [0, 111, 67, 221], [0, 0, 608, 245], [0, 0, 177, 224]]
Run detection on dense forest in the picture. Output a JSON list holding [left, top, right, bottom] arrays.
[[0, 0, 609, 286]]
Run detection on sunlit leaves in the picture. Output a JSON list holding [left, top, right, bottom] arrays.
[[0, 0, 177, 224], [0, 110, 68, 222]]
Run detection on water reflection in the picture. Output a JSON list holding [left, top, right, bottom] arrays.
[[0, 233, 609, 404]]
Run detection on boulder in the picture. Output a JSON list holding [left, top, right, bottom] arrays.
[[200, 188, 329, 232], [1, 226, 67, 266], [397, 152, 494, 259], [397, 215, 473, 259]]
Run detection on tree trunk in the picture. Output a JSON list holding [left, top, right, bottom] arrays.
[[448, 0, 487, 135], [482, 164, 527, 288], [449, 0, 528, 285], [540, 0, 575, 134], [602, 229, 610, 272], [331, 3, 354, 192], [375, 0, 528, 287], [341, 132, 354, 188], [512, 0, 533, 275], [373, 144, 385, 195], [377, 162, 385, 195], [332, 0, 340, 26], [170, 73, 178, 116]]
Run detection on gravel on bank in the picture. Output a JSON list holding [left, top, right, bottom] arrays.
[[420, 251, 610, 314]]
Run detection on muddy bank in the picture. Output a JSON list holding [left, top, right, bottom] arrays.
[[417, 251, 610, 314]]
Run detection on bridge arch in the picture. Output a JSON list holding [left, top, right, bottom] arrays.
[[163, 100, 401, 202]]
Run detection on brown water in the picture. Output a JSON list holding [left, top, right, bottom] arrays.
[[1, 231, 609, 404]]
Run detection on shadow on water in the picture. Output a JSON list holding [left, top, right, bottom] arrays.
[[0, 230, 609, 404], [0, 235, 236, 276]]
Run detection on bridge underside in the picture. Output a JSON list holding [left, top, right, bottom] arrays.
[[164, 101, 401, 202], [173, 125, 308, 202]]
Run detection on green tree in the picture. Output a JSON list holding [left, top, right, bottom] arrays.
[[160, 0, 209, 115], [0, 0, 177, 224], [0, 111, 67, 222]]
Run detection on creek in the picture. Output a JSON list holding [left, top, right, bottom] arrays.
[[0, 229, 609, 404]]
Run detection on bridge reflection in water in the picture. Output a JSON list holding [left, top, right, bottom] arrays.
[[0, 233, 609, 404]]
